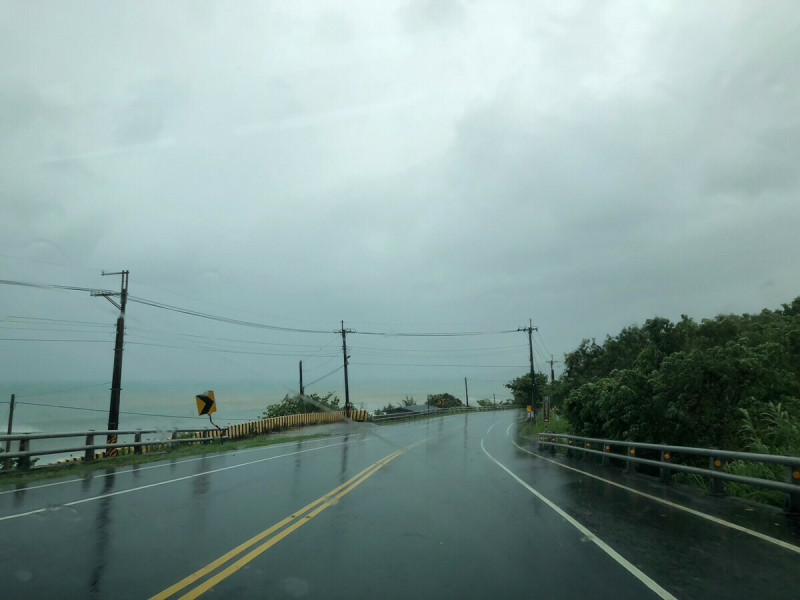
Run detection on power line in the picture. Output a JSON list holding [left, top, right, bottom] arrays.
[[535, 329, 552, 357], [0, 278, 112, 295], [135, 280, 332, 330], [0, 253, 101, 272], [0, 338, 110, 343], [131, 295, 519, 338], [350, 347, 523, 360], [0, 327, 112, 335], [533, 342, 549, 366], [15, 382, 113, 399], [299, 335, 341, 364], [128, 295, 334, 334], [304, 364, 344, 388], [14, 400, 256, 422], [1, 278, 521, 339], [354, 328, 518, 337], [15, 401, 114, 415], [125, 339, 338, 358], [7, 316, 111, 327], [351, 362, 529, 368], [348, 343, 526, 353], [302, 353, 340, 373], [125, 327, 333, 349]]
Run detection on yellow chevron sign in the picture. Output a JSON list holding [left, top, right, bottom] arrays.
[[196, 391, 217, 416]]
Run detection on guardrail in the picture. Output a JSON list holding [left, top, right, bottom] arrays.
[[1, 427, 227, 470], [0, 409, 370, 471], [372, 405, 515, 424], [536, 433, 800, 513]]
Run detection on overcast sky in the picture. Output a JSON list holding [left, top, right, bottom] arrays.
[[2, 1, 800, 411]]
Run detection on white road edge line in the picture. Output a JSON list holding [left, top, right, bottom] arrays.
[[0, 434, 357, 497], [481, 428, 677, 600], [512, 438, 800, 555], [0, 441, 349, 522]]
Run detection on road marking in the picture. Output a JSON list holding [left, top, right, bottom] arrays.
[[512, 439, 800, 555], [0, 441, 350, 522], [0, 434, 355, 497], [481, 427, 677, 600], [151, 446, 413, 600]]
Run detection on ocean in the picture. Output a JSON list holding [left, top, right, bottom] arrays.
[[0, 377, 511, 463]]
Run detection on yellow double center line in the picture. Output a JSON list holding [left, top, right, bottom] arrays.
[[151, 445, 417, 599]]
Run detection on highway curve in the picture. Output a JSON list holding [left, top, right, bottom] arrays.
[[1, 411, 798, 599]]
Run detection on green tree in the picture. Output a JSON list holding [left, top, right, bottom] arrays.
[[558, 297, 800, 450], [504, 373, 550, 408], [425, 393, 463, 408], [262, 392, 341, 418]]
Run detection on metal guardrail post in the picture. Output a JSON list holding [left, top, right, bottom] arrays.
[[709, 456, 726, 496], [17, 438, 31, 470], [84, 433, 95, 462], [786, 466, 800, 514], [660, 450, 672, 484], [549, 436, 556, 455], [624, 447, 636, 474], [602, 444, 611, 467], [134, 432, 142, 455]]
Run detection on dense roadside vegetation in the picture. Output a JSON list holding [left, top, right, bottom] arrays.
[[509, 298, 800, 455], [262, 392, 342, 417], [376, 393, 514, 414], [509, 298, 800, 505], [556, 297, 800, 455]]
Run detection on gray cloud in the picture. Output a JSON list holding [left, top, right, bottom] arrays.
[[2, 1, 799, 409]]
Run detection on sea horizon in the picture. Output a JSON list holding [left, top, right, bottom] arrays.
[[1, 376, 514, 435]]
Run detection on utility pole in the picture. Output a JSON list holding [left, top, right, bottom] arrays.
[[92, 270, 129, 457], [299, 360, 304, 411], [339, 321, 354, 419], [4, 394, 14, 468], [550, 355, 556, 384], [518, 319, 537, 422], [464, 377, 469, 408], [299, 360, 304, 395]]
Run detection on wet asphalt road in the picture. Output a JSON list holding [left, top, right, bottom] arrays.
[[1, 411, 799, 599]]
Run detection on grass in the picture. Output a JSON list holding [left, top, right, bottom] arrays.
[[518, 416, 571, 437], [0, 432, 330, 486], [674, 459, 786, 508]]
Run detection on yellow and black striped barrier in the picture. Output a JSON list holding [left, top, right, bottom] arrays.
[[223, 409, 369, 441]]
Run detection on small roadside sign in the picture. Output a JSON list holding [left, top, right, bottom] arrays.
[[544, 400, 551, 423], [196, 391, 217, 416], [526, 405, 532, 413]]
